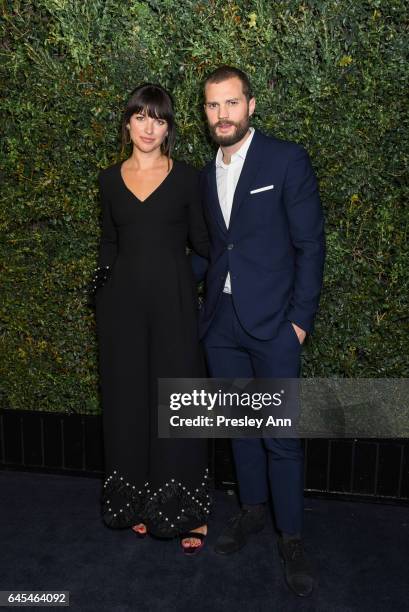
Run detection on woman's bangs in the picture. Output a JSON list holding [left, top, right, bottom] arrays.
[[128, 92, 172, 123]]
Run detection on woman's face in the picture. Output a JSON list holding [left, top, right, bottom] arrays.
[[127, 110, 168, 153]]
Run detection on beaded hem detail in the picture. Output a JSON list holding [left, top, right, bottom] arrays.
[[101, 468, 211, 537]]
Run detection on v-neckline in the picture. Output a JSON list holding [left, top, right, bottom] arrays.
[[119, 159, 175, 203]]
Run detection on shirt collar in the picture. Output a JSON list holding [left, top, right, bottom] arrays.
[[215, 127, 255, 168]]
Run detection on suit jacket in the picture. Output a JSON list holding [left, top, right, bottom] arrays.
[[196, 128, 325, 341]]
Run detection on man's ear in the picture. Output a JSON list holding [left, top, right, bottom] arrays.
[[249, 97, 256, 117]]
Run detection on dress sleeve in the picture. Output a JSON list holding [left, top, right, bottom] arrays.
[[187, 169, 209, 259], [97, 171, 118, 268]]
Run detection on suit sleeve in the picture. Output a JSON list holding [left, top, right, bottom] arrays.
[[283, 146, 325, 333], [97, 171, 118, 268]]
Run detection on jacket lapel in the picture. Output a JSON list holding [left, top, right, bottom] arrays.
[[205, 130, 265, 233], [206, 164, 228, 234], [229, 130, 265, 227]]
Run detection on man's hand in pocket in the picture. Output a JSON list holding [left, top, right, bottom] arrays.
[[291, 322, 306, 344]]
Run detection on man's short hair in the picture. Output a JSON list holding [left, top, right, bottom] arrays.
[[204, 66, 253, 101]]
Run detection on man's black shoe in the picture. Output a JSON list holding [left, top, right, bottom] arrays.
[[278, 536, 314, 597], [214, 506, 266, 555]]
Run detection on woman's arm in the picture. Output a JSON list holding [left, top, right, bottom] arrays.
[[187, 169, 210, 260], [97, 171, 118, 268]]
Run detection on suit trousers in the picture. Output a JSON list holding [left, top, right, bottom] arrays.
[[203, 293, 304, 535]]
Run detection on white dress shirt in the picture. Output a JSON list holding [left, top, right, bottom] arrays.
[[215, 127, 255, 294]]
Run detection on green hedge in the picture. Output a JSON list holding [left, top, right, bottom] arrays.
[[1, 0, 408, 413]]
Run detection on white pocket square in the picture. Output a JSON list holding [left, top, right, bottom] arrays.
[[250, 184, 274, 194]]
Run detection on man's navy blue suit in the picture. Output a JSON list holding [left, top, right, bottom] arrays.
[[195, 128, 325, 535]]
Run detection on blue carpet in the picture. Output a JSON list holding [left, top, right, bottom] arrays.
[[1, 470, 407, 611]]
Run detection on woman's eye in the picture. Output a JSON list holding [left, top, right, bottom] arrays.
[[156, 120, 165, 126], [135, 115, 145, 121]]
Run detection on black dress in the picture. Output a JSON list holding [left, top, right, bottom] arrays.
[[95, 160, 210, 538]]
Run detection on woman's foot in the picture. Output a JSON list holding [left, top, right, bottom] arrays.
[[131, 523, 147, 537], [180, 524, 207, 553]]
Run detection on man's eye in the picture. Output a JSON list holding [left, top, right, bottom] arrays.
[[228, 100, 238, 106], [207, 103, 217, 109]]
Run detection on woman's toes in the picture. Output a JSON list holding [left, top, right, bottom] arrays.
[[182, 537, 196, 547]]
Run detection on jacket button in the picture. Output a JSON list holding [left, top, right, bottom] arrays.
[[227, 243, 234, 250]]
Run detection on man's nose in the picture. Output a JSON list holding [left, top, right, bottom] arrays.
[[218, 104, 229, 120]]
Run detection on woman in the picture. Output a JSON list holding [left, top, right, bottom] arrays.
[[94, 83, 209, 553]]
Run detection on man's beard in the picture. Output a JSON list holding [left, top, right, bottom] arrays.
[[209, 115, 250, 146]]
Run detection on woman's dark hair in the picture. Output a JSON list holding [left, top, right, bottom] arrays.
[[121, 83, 175, 156]]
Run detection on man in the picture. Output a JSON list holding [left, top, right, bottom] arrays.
[[198, 66, 325, 597]]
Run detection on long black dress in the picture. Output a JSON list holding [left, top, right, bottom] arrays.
[[95, 160, 210, 538]]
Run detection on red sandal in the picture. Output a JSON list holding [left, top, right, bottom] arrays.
[[180, 531, 207, 555], [131, 524, 148, 539]]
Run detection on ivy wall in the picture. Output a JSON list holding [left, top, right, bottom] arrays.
[[1, 0, 408, 413]]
